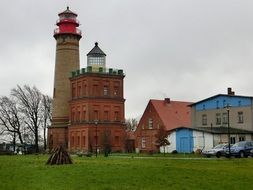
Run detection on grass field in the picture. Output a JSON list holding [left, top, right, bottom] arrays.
[[0, 154, 253, 190]]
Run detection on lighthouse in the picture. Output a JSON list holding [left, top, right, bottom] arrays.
[[49, 7, 82, 148], [68, 43, 126, 153], [48, 8, 126, 152]]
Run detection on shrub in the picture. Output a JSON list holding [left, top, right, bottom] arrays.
[[194, 149, 202, 154], [171, 150, 178, 154], [0, 151, 14, 155], [85, 152, 92, 157], [76, 151, 84, 157]]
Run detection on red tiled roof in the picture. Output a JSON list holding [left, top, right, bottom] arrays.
[[150, 99, 192, 131]]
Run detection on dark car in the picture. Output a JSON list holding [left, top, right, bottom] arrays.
[[202, 144, 228, 158], [250, 149, 253, 157], [225, 141, 253, 158]]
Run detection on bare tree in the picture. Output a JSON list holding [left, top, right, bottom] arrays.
[[41, 95, 52, 151], [0, 96, 24, 149], [0, 85, 53, 153], [11, 85, 43, 153], [125, 118, 138, 131], [155, 127, 170, 156]]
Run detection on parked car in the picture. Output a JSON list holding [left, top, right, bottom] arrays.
[[250, 149, 253, 157], [202, 144, 228, 158], [225, 141, 253, 158]]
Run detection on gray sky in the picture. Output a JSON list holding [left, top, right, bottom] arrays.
[[1, 0, 253, 119]]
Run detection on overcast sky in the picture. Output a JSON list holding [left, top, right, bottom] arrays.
[[1, 0, 253, 119]]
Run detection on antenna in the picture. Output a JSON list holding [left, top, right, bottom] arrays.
[[66, 0, 69, 9]]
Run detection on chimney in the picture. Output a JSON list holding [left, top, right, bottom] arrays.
[[227, 87, 235, 95], [164, 98, 170, 104]]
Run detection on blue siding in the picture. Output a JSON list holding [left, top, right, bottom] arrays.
[[196, 95, 252, 111], [176, 129, 193, 153]]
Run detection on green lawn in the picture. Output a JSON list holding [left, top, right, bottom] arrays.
[[0, 154, 252, 190]]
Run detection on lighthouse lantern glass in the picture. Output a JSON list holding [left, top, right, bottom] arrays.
[[88, 56, 105, 66], [60, 14, 76, 20]]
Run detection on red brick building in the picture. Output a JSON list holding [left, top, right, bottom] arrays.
[[48, 7, 126, 153], [68, 43, 126, 153], [134, 98, 192, 153]]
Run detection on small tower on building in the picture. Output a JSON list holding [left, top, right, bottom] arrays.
[[49, 7, 82, 149], [87, 42, 106, 71]]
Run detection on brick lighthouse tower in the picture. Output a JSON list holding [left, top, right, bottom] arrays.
[[48, 7, 82, 148], [68, 43, 126, 153]]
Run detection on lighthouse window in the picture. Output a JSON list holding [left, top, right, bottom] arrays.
[[114, 111, 119, 121], [60, 13, 76, 20], [114, 87, 119, 96], [104, 111, 109, 121], [83, 84, 87, 95], [88, 56, 105, 66], [94, 110, 99, 120], [113, 82, 120, 96], [82, 110, 86, 121], [71, 112, 75, 123], [77, 110, 81, 123], [77, 84, 81, 97], [103, 86, 109, 96]]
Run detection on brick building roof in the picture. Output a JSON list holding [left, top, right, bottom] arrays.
[[150, 99, 192, 131]]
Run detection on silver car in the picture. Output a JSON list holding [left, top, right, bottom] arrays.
[[202, 144, 228, 158]]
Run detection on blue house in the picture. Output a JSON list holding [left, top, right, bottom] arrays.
[[161, 88, 253, 153], [190, 88, 253, 145]]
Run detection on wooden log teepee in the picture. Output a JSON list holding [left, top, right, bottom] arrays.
[[46, 145, 73, 165]]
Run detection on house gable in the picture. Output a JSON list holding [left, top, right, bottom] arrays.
[[135, 100, 164, 132]]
